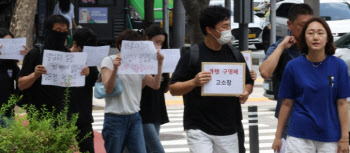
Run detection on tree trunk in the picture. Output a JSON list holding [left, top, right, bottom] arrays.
[[9, 0, 38, 50], [181, 0, 210, 45], [144, 0, 155, 29]]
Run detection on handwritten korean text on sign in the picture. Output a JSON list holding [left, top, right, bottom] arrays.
[[42, 50, 87, 87], [0, 38, 26, 60], [202, 62, 246, 96], [118, 41, 158, 74]]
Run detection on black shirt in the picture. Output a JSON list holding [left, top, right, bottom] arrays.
[[139, 73, 170, 125], [170, 42, 254, 136], [68, 67, 99, 125], [0, 60, 20, 117], [19, 48, 70, 112]]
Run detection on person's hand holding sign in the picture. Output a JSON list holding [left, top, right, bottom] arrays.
[[194, 71, 212, 86], [81, 66, 90, 76], [239, 90, 249, 104], [34, 65, 47, 78]]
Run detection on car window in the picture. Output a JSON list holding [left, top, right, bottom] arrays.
[[320, 2, 350, 21], [276, 3, 293, 18], [335, 33, 350, 48]]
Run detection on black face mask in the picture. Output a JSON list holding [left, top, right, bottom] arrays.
[[44, 30, 68, 51]]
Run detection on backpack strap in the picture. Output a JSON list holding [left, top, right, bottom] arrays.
[[228, 45, 245, 62], [189, 44, 200, 69]]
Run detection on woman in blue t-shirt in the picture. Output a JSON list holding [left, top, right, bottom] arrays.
[[272, 18, 350, 153]]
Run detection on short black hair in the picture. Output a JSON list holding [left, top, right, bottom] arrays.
[[73, 27, 97, 49], [199, 5, 231, 35], [144, 25, 168, 48], [0, 28, 14, 38], [288, 4, 314, 23], [44, 15, 70, 30]]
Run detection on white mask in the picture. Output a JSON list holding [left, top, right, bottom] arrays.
[[211, 30, 232, 45]]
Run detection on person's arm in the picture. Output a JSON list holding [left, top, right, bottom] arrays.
[[169, 71, 211, 96], [163, 73, 170, 93], [18, 65, 46, 91], [337, 98, 349, 153], [259, 36, 296, 79], [143, 51, 164, 90], [71, 18, 76, 29], [272, 99, 294, 152], [102, 55, 121, 94]]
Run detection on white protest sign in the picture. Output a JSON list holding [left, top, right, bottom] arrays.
[[118, 41, 158, 74], [241, 50, 252, 70], [202, 62, 246, 96], [42, 50, 87, 87], [0, 38, 26, 60], [83, 46, 110, 66], [160, 49, 180, 73]]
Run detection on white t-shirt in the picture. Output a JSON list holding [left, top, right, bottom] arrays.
[[53, 3, 75, 29], [101, 55, 146, 115]]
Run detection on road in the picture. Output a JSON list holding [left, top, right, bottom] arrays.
[[92, 48, 279, 153]]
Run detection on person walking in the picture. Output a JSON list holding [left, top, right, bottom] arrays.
[[0, 28, 28, 126], [169, 5, 254, 153], [69, 27, 99, 153], [101, 29, 164, 153], [272, 17, 350, 153], [139, 25, 170, 153], [259, 4, 313, 140]]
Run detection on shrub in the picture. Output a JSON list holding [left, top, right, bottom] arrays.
[[0, 86, 89, 153]]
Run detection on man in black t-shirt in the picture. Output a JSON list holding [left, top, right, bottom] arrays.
[[18, 15, 89, 113], [169, 6, 254, 153]]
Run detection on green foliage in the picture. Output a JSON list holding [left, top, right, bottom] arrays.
[[0, 82, 88, 152]]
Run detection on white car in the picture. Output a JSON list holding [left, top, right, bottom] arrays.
[[209, 0, 265, 49], [261, 0, 350, 51]]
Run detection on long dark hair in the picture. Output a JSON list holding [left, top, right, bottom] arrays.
[[59, 0, 71, 14], [298, 17, 336, 55], [144, 25, 168, 49]]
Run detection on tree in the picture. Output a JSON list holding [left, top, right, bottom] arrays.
[[182, 0, 210, 45], [144, 0, 155, 29], [9, 0, 38, 50]]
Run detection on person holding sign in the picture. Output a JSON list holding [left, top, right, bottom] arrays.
[[139, 25, 169, 153], [272, 18, 350, 153], [0, 28, 28, 126], [101, 29, 164, 153], [169, 6, 254, 153], [18, 15, 89, 114], [69, 27, 98, 153]]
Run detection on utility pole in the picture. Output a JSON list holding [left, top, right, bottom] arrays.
[[270, 0, 276, 45], [163, 0, 170, 46], [172, 0, 185, 48], [225, 0, 232, 13], [304, 0, 320, 17]]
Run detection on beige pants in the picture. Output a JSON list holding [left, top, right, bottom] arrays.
[[286, 135, 338, 153], [186, 129, 239, 153]]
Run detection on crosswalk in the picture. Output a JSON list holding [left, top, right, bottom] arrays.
[[92, 105, 277, 153]]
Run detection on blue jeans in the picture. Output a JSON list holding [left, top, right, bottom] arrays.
[[102, 113, 147, 153], [143, 123, 165, 153]]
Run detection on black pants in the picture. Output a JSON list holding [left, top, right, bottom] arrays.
[[237, 121, 246, 153], [77, 123, 95, 153]]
